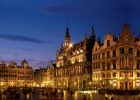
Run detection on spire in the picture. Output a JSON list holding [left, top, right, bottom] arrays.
[[66, 21, 70, 38], [90, 25, 96, 40], [63, 21, 71, 47], [90, 25, 94, 36], [123, 23, 130, 34]]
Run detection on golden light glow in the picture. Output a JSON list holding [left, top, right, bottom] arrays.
[[89, 82, 91, 85], [69, 43, 73, 48]]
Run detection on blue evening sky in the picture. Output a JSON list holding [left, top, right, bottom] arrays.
[[0, 0, 140, 69]]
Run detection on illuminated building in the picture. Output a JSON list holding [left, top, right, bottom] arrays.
[[46, 61, 56, 87], [34, 67, 47, 86], [0, 60, 34, 87], [34, 61, 56, 87], [92, 24, 140, 90], [18, 59, 34, 87], [55, 25, 95, 90]]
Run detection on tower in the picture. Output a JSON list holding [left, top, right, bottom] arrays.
[[123, 23, 130, 34], [63, 22, 71, 47]]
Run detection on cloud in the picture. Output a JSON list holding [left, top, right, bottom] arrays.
[[42, 4, 80, 14], [0, 34, 51, 44], [26, 58, 38, 62]]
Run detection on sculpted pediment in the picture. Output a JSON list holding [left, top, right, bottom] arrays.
[[117, 32, 135, 45]]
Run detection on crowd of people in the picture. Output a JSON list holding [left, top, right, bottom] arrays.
[[0, 86, 65, 100], [104, 93, 115, 100]]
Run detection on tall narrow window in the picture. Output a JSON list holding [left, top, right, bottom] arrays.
[[120, 48, 124, 54], [137, 50, 140, 57], [106, 62, 110, 70], [120, 58, 124, 68], [107, 51, 110, 58], [102, 53, 105, 60], [107, 40, 110, 47], [113, 61, 116, 69], [137, 73, 140, 77], [98, 62, 100, 68], [113, 49, 116, 57], [129, 57, 133, 68], [137, 60, 140, 69], [129, 48, 133, 54], [102, 62, 105, 70]]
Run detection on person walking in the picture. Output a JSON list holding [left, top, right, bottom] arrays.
[[138, 93, 140, 100], [83, 95, 86, 100], [105, 93, 108, 100], [111, 94, 114, 100], [88, 94, 90, 100]]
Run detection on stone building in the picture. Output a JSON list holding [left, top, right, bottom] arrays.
[[92, 24, 140, 90], [34, 67, 47, 86], [0, 59, 34, 88], [34, 61, 56, 87], [55, 25, 95, 90], [46, 61, 56, 87]]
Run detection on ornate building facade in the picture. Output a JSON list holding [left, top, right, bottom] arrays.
[[92, 24, 140, 90], [45, 61, 56, 87], [34, 67, 47, 86], [55, 26, 95, 90], [0, 60, 34, 88], [34, 61, 56, 87]]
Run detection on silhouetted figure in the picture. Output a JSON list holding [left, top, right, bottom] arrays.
[[88, 94, 90, 100], [83, 95, 86, 100], [138, 93, 140, 100], [111, 94, 114, 100], [105, 93, 108, 100]]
